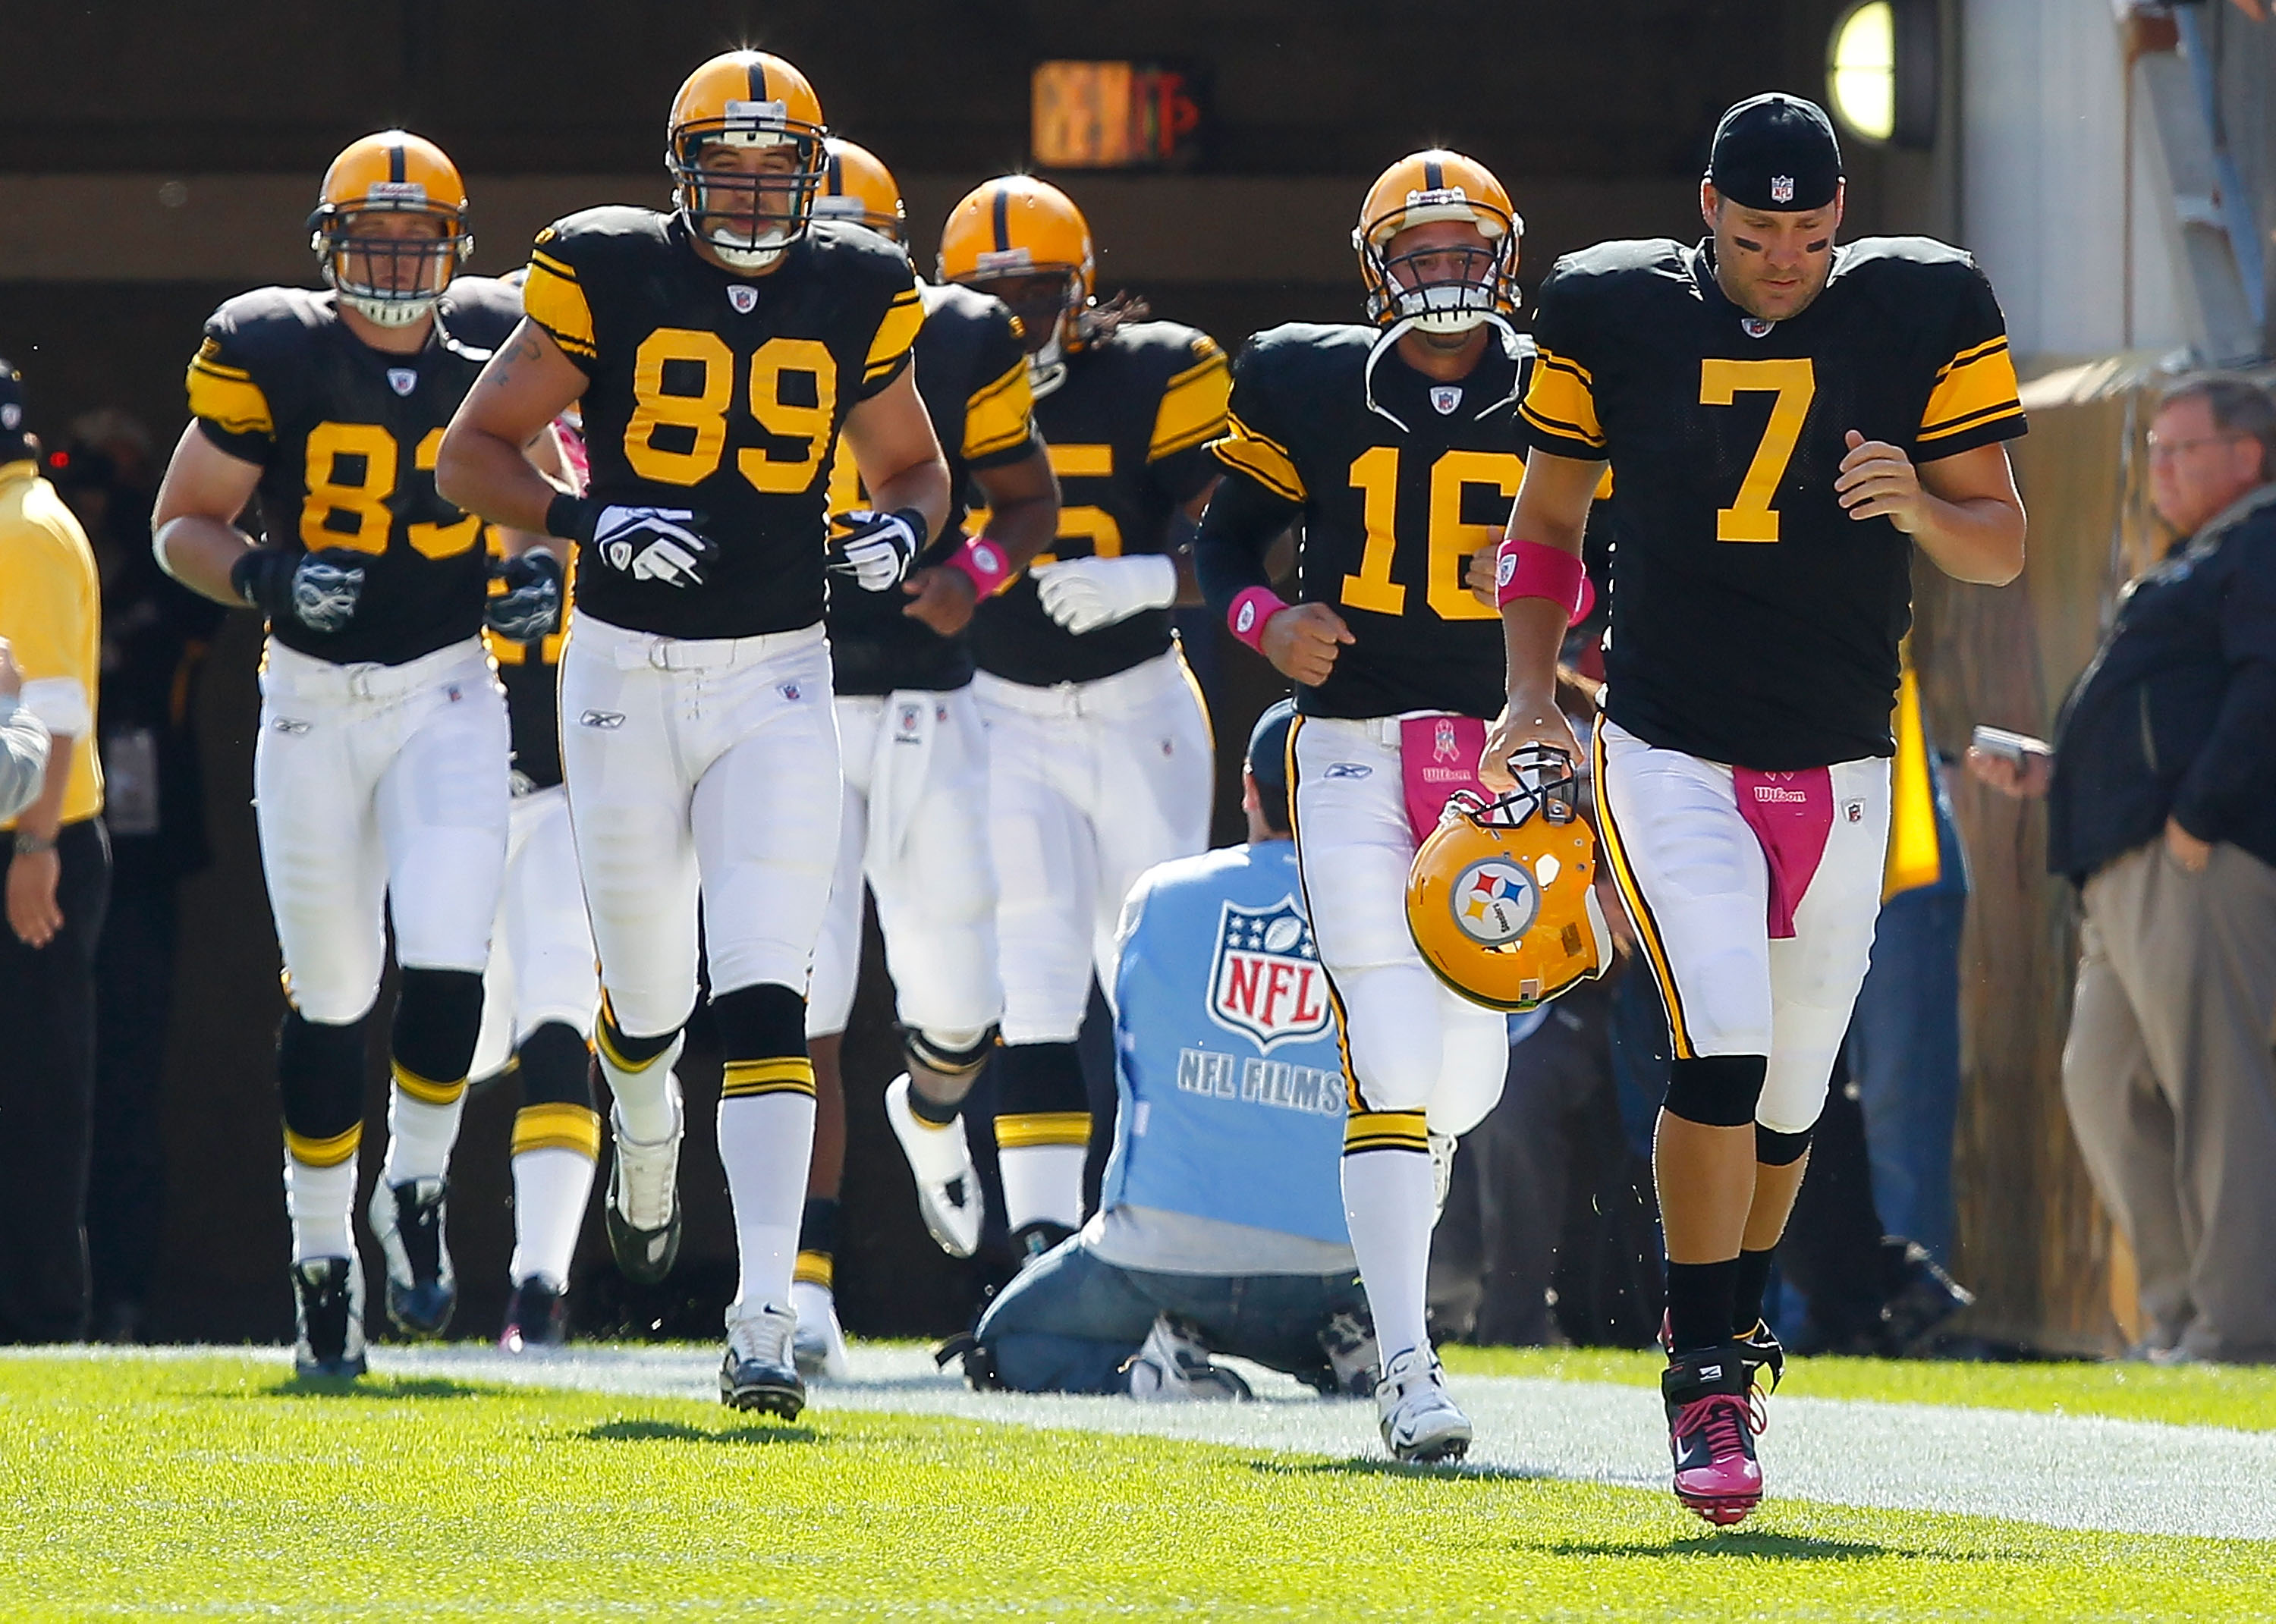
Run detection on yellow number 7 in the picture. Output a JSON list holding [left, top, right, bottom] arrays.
[[1699, 357, 1815, 544]]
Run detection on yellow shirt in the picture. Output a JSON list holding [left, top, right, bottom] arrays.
[[0, 460, 102, 826]]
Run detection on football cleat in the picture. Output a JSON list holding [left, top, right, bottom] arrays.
[[1660, 1311, 1785, 1396], [1124, 1315, 1253, 1403], [883, 1075, 985, 1258], [1429, 1131, 1457, 1227], [1318, 1307, 1382, 1398], [605, 1101, 684, 1285], [719, 1304, 806, 1418], [498, 1277, 569, 1354], [790, 1279, 851, 1381], [367, 1176, 456, 1337], [1375, 1346, 1472, 1463], [1663, 1343, 1768, 1526], [291, 1255, 368, 1379]]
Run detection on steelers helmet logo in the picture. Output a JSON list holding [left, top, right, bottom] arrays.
[[1450, 858, 1539, 947]]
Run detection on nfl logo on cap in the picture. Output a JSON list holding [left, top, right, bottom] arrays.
[[1770, 174, 1795, 204]]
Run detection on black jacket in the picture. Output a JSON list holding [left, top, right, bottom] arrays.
[[2048, 482, 2276, 883]]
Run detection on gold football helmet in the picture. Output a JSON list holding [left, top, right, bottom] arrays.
[[938, 175, 1096, 377], [814, 138, 906, 240], [666, 49, 831, 270], [1405, 746, 1610, 1012], [307, 131, 472, 328], [1353, 149, 1521, 333]]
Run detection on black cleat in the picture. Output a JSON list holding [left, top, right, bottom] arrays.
[[719, 1305, 806, 1418], [368, 1176, 457, 1337], [1734, 1317, 1787, 1393], [291, 1255, 368, 1379], [499, 1277, 569, 1353]]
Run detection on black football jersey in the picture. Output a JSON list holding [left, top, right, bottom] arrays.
[[1211, 322, 1527, 720], [1521, 236, 2026, 769], [970, 321, 1228, 686], [521, 209, 923, 640], [825, 281, 1040, 696], [186, 278, 522, 666]]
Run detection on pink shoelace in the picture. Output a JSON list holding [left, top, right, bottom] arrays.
[[1674, 1389, 1767, 1467]]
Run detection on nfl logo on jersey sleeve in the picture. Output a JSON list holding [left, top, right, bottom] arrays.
[[1208, 897, 1331, 1051]]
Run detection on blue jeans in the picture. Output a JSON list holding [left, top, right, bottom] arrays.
[[1844, 767, 1969, 1264], [973, 1236, 1365, 1394]]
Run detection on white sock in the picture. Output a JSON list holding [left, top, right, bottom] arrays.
[[380, 1073, 466, 1186], [285, 1151, 358, 1264], [999, 1144, 1086, 1234], [508, 1131, 598, 1289], [601, 1035, 685, 1144], [1343, 1147, 1437, 1366], [716, 1092, 815, 1314]]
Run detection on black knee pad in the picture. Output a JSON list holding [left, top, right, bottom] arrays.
[[278, 1009, 368, 1142], [391, 966, 486, 1085], [517, 1021, 594, 1110], [711, 982, 808, 1063], [995, 1041, 1087, 1116], [596, 993, 681, 1070], [905, 1022, 999, 1081], [1661, 1054, 1768, 1129], [1755, 1123, 1815, 1167]]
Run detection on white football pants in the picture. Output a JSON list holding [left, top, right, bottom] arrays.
[[1594, 718, 1890, 1134], [808, 688, 1002, 1040], [254, 636, 509, 1025], [973, 647, 1213, 1045], [557, 612, 841, 1040], [1285, 713, 1508, 1132], [470, 784, 599, 1079]]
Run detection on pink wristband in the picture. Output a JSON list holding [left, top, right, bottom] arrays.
[[1228, 586, 1289, 654], [944, 536, 1011, 598], [1495, 537, 1594, 626]]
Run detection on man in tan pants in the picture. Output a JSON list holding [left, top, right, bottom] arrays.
[[1973, 375, 2276, 1363]]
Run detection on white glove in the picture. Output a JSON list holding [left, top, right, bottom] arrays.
[[593, 506, 718, 589], [1033, 553, 1179, 634], [828, 508, 926, 593]]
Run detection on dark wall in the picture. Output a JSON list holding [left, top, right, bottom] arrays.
[[14, 0, 1943, 1342]]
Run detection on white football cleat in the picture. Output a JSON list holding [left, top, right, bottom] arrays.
[[1429, 1131, 1457, 1229], [1124, 1315, 1252, 1403], [1375, 1345, 1472, 1462], [605, 1095, 684, 1285], [791, 1278, 852, 1381], [884, 1074, 985, 1258]]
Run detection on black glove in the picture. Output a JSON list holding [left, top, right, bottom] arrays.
[[231, 546, 367, 635], [826, 507, 928, 592], [486, 548, 564, 641]]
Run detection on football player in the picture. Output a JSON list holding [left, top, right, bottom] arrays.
[[434, 51, 951, 1418], [1484, 94, 2026, 1522], [465, 402, 602, 1353], [1194, 151, 1557, 1463], [151, 133, 530, 1376], [795, 140, 1060, 1377], [938, 177, 1228, 1261]]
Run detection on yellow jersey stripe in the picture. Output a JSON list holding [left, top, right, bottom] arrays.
[[995, 1110, 1092, 1150], [523, 256, 597, 358], [863, 282, 926, 382], [1521, 350, 1605, 449], [961, 356, 1036, 462], [511, 1102, 601, 1161], [284, 1123, 362, 1169], [187, 353, 275, 438], [1148, 344, 1232, 462], [1210, 413, 1307, 502], [1919, 341, 2023, 440], [529, 248, 579, 283], [393, 1062, 468, 1107], [1934, 335, 2008, 379]]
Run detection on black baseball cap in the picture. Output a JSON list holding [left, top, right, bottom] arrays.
[[0, 361, 29, 465], [1246, 698, 1296, 791], [1707, 93, 1843, 212]]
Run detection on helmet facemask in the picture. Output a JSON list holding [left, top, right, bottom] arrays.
[[1356, 193, 1521, 335], [973, 267, 1086, 396], [670, 108, 829, 271], [309, 195, 470, 328]]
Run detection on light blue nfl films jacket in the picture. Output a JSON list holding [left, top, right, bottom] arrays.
[[1102, 840, 1350, 1246]]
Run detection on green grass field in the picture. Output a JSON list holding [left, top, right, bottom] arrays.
[[5, 1355, 2274, 1622]]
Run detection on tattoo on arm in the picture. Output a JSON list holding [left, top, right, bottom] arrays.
[[489, 332, 542, 391]]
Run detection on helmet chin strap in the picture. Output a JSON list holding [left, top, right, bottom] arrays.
[[1026, 328, 1069, 399], [708, 235, 788, 271], [341, 294, 438, 328], [1363, 311, 1523, 432]]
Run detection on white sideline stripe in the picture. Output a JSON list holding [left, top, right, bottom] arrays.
[[21, 1344, 2276, 1541]]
